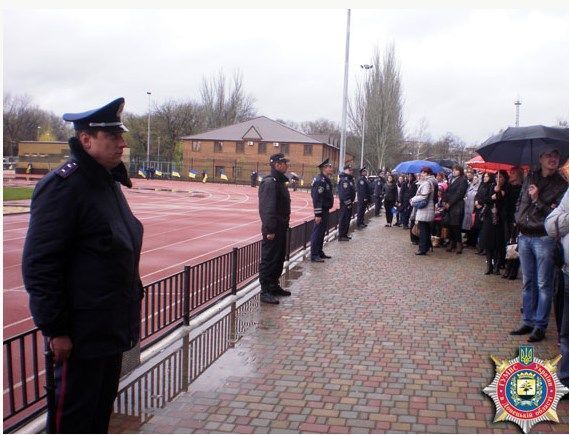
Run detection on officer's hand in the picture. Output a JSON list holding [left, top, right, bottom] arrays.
[[315, 217, 322, 224], [50, 336, 73, 362], [266, 233, 275, 240]]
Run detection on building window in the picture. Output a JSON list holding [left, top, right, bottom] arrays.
[[258, 142, 267, 154], [304, 144, 313, 156], [214, 141, 223, 153], [236, 141, 245, 154], [280, 143, 289, 155], [247, 141, 255, 146], [192, 141, 201, 152]]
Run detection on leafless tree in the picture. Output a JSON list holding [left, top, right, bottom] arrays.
[[349, 44, 405, 171], [200, 69, 256, 129]]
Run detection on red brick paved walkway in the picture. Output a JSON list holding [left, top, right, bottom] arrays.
[[110, 214, 569, 433]]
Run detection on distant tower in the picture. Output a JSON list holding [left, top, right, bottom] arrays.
[[514, 98, 522, 127]]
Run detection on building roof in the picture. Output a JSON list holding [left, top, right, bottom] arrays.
[[181, 116, 322, 144], [307, 133, 340, 149]]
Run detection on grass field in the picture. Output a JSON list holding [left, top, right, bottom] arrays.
[[3, 187, 34, 201]]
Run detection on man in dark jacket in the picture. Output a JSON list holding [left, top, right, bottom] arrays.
[[22, 98, 144, 433], [443, 165, 469, 253], [337, 164, 356, 241], [258, 153, 291, 304], [310, 159, 334, 262], [356, 167, 372, 228], [510, 146, 568, 342], [373, 174, 385, 217]]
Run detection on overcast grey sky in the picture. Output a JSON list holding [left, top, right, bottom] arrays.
[[3, 7, 569, 145]]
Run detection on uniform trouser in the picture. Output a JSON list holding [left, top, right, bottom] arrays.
[[311, 209, 329, 258], [259, 226, 287, 291], [338, 203, 352, 237], [374, 197, 383, 216], [51, 353, 122, 433], [357, 201, 367, 226]]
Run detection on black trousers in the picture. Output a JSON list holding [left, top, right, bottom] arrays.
[[311, 209, 329, 258], [418, 221, 432, 254], [384, 200, 396, 224], [448, 225, 462, 244], [374, 196, 383, 216], [338, 203, 351, 237], [259, 226, 287, 291], [357, 200, 367, 226], [51, 353, 122, 433]]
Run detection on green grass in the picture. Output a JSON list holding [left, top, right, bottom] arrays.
[[3, 187, 34, 201]]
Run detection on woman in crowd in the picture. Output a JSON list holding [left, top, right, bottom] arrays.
[[399, 174, 412, 229], [502, 166, 525, 279], [463, 171, 481, 248], [383, 174, 398, 227], [477, 170, 509, 274], [444, 165, 469, 254], [408, 174, 420, 244], [410, 167, 437, 255]]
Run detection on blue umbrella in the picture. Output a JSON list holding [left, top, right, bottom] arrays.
[[393, 159, 444, 174]]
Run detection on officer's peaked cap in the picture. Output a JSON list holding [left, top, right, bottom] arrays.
[[359, 166, 367, 174], [343, 164, 352, 170], [270, 153, 289, 164], [318, 158, 332, 168], [63, 97, 129, 133]]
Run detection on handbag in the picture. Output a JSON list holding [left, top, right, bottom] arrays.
[[415, 198, 428, 209], [505, 239, 518, 260], [411, 224, 420, 237]]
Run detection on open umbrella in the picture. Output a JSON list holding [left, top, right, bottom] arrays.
[[393, 159, 444, 174], [466, 154, 519, 173], [427, 158, 456, 169], [477, 125, 569, 166]]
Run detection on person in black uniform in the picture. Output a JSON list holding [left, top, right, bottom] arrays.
[[22, 98, 144, 434], [310, 159, 334, 262], [373, 173, 385, 217], [337, 164, 356, 241], [356, 167, 372, 228], [250, 170, 258, 187], [258, 154, 291, 304]]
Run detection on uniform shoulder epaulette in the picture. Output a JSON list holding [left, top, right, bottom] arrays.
[[55, 160, 79, 179]]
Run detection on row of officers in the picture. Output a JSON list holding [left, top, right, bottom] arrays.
[[257, 153, 373, 304]]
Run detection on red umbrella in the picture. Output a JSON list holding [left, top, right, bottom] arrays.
[[466, 155, 524, 173]]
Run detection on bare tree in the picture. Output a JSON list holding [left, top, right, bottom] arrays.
[[200, 69, 256, 129], [3, 94, 45, 155], [349, 44, 405, 171], [300, 119, 341, 135]]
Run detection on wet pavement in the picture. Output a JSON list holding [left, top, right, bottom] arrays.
[[109, 214, 569, 433]]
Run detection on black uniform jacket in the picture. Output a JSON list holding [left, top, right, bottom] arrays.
[[258, 169, 291, 234], [338, 173, 356, 207], [22, 137, 144, 358], [357, 176, 372, 204], [311, 173, 334, 217]]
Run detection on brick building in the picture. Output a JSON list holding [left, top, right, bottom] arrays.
[[180, 116, 353, 183]]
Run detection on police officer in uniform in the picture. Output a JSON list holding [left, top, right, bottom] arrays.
[[258, 154, 291, 304], [310, 159, 334, 262], [356, 167, 372, 228], [22, 98, 143, 433], [337, 164, 356, 241], [250, 170, 258, 187]]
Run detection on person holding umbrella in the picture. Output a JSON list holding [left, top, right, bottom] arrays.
[[510, 145, 567, 342]]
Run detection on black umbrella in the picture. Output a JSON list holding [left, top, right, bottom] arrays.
[[427, 158, 457, 168], [477, 125, 569, 166]]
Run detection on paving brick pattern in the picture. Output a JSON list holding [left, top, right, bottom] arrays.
[[110, 215, 569, 433]]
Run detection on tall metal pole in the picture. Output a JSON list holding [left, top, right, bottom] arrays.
[[339, 9, 351, 172], [359, 64, 373, 168], [514, 98, 522, 127], [147, 91, 151, 168]]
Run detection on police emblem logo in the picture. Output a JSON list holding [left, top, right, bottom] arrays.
[[318, 186, 324, 194], [483, 345, 569, 433], [360, 180, 364, 185], [343, 182, 348, 188]]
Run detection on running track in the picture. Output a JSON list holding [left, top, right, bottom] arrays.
[[3, 179, 322, 339]]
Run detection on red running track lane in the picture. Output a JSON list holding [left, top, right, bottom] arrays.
[[4, 179, 326, 338]]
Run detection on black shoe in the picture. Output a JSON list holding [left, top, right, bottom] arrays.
[[415, 251, 427, 256], [260, 293, 280, 304], [320, 253, 332, 259], [347, 235, 352, 239], [311, 257, 325, 263], [528, 328, 545, 342], [338, 236, 350, 241], [510, 325, 533, 335], [271, 285, 291, 297], [402, 225, 409, 229]]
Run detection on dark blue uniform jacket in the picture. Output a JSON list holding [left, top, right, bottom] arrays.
[[337, 173, 356, 207], [357, 176, 372, 204], [311, 173, 334, 217], [22, 137, 144, 358]]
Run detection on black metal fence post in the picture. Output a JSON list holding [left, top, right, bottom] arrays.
[[286, 227, 292, 261], [183, 266, 190, 326], [303, 221, 310, 250], [231, 248, 238, 295]]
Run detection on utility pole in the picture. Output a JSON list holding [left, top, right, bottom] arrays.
[[339, 9, 351, 172], [147, 91, 152, 168], [514, 98, 522, 127], [359, 64, 373, 168]]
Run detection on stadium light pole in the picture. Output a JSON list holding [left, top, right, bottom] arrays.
[[359, 64, 373, 168], [146, 91, 152, 168]]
